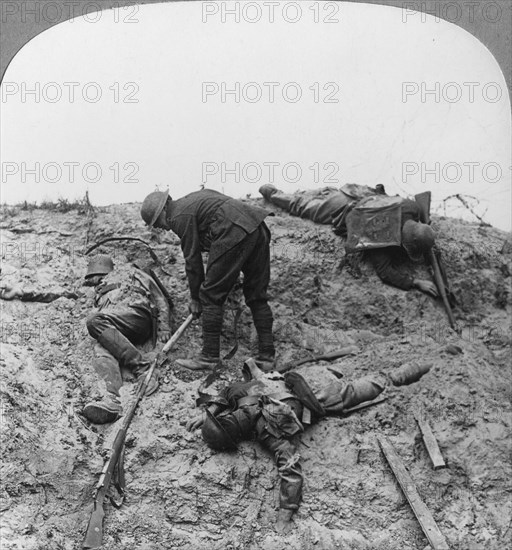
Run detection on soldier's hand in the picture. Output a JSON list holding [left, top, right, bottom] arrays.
[[186, 414, 204, 431], [189, 299, 202, 319], [0, 284, 23, 300], [414, 279, 438, 297], [158, 330, 171, 343]]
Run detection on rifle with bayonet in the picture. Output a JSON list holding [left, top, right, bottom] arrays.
[[414, 192, 457, 330], [83, 314, 194, 549]]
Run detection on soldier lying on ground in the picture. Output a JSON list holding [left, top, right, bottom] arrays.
[[259, 184, 438, 297], [187, 357, 432, 533], [1, 256, 171, 424], [141, 189, 276, 371], [82, 254, 171, 423]]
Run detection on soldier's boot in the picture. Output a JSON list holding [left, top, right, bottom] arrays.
[[259, 187, 296, 212], [259, 184, 278, 201], [251, 303, 276, 371], [387, 362, 433, 386], [176, 305, 223, 371], [82, 354, 123, 424], [97, 328, 159, 395]]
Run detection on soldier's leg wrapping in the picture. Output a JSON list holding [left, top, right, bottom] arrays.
[[241, 224, 275, 360], [256, 417, 303, 510]]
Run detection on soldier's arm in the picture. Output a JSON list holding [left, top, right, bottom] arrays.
[[1, 283, 77, 302], [145, 274, 172, 337], [186, 403, 224, 431], [174, 215, 205, 301], [367, 248, 415, 290]]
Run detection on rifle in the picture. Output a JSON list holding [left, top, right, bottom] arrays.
[[414, 192, 457, 330], [277, 345, 359, 374], [83, 314, 194, 549]]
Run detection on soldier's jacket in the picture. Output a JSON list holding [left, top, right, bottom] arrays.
[[204, 363, 386, 439], [166, 189, 271, 300], [94, 265, 171, 333]]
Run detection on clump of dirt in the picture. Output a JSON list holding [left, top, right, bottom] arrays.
[[0, 200, 510, 550]]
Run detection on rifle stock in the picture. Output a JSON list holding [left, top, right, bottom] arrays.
[[414, 192, 456, 330], [82, 314, 194, 549]]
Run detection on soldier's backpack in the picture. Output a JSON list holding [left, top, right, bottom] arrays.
[[345, 195, 404, 252]]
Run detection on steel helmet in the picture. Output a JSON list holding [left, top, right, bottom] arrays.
[[401, 220, 435, 261], [85, 254, 114, 279], [201, 409, 238, 451], [140, 190, 169, 229]]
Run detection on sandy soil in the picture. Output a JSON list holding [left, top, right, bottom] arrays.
[[0, 199, 510, 550]]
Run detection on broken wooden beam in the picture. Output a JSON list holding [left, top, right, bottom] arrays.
[[378, 435, 449, 550], [414, 411, 446, 470]]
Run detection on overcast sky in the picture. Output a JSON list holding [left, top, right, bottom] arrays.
[[1, 1, 510, 230]]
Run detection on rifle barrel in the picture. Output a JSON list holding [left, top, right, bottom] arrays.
[[430, 250, 456, 329], [82, 315, 193, 549]]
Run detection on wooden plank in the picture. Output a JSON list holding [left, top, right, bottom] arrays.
[[378, 435, 449, 550], [414, 411, 446, 470]]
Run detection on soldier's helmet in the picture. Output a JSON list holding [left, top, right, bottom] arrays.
[[201, 409, 239, 451], [85, 254, 114, 280], [401, 220, 435, 261], [140, 190, 169, 229]]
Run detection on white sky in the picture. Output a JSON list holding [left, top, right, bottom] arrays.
[[1, 1, 510, 230]]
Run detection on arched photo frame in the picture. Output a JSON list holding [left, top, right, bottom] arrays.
[[1, 0, 510, 95]]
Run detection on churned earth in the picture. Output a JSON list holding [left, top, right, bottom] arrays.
[[0, 197, 510, 550]]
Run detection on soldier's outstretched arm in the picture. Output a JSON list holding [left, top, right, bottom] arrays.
[[1, 283, 77, 302]]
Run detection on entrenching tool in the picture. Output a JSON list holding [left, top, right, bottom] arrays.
[[82, 314, 194, 549]]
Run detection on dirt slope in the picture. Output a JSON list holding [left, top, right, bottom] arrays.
[[0, 200, 510, 550]]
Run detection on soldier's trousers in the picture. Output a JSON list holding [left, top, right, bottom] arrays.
[[218, 402, 304, 510], [256, 417, 303, 510], [86, 306, 152, 397], [200, 223, 275, 359], [268, 187, 350, 225]]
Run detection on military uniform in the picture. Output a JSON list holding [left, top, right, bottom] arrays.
[[165, 190, 275, 364], [261, 185, 426, 291], [84, 265, 171, 422], [201, 360, 387, 512]]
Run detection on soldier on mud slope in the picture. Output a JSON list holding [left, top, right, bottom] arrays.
[[82, 254, 171, 424], [140, 189, 276, 371], [259, 184, 438, 297], [187, 357, 432, 533], [0, 255, 172, 424]]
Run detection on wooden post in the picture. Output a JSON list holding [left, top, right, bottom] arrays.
[[414, 411, 446, 470], [378, 435, 449, 550]]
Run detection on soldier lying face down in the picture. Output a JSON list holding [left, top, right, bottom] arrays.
[[259, 184, 438, 297]]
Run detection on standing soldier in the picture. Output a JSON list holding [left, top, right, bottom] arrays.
[[141, 189, 276, 371]]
